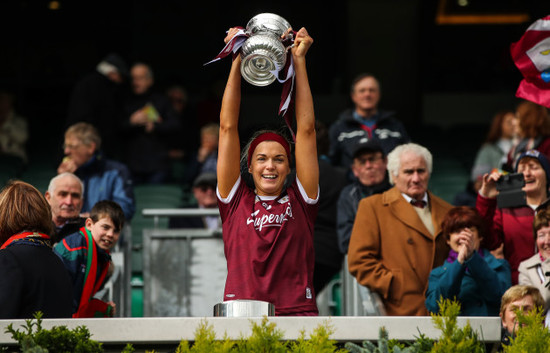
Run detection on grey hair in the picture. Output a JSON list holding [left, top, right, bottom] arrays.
[[386, 143, 432, 184], [47, 172, 84, 195], [65, 122, 101, 150]]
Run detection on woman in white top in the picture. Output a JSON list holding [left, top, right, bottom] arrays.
[[518, 206, 550, 308]]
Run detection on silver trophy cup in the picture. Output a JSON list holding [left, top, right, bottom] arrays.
[[240, 13, 292, 86]]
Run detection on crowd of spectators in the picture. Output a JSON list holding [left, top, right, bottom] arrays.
[[1, 47, 550, 350]]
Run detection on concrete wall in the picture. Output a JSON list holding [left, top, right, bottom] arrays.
[[0, 316, 502, 347]]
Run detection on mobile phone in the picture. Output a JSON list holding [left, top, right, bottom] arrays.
[[496, 172, 526, 208]]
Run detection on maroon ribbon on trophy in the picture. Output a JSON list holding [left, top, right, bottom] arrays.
[[273, 53, 296, 141], [273, 30, 297, 141], [204, 28, 297, 141], [204, 27, 248, 65]]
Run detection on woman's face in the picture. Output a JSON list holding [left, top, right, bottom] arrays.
[[517, 158, 547, 198], [447, 227, 481, 253], [501, 295, 535, 335], [501, 113, 518, 139], [249, 141, 290, 197], [536, 225, 550, 260]]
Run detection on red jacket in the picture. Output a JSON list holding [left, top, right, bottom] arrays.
[[476, 193, 536, 284]]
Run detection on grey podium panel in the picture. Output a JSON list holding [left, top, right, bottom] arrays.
[[143, 229, 226, 317]]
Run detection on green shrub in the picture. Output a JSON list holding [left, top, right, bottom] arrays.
[[175, 319, 234, 353], [430, 298, 485, 353], [343, 298, 489, 353], [4, 312, 103, 353], [344, 326, 432, 353], [503, 306, 550, 353], [287, 320, 346, 353], [234, 317, 286, 353], [174, 316, 343, 353]]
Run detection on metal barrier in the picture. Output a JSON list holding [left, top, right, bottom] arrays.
[[141, 209, 377, 318], [142, 228, 226, 317], [141, 208, 225, 317], [94, 225, 132, 317], [340, 255, 385, 316], [142, 208, 220, 228]]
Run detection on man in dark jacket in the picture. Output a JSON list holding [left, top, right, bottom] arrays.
[[328, 73, 409, 172], [120, 62, 182, 184], [45, 172, 86, 244], [336, 140, 391, 254], [66, 53, 129, 158]]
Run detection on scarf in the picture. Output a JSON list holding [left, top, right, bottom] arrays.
[[1, 231, 51, 249]]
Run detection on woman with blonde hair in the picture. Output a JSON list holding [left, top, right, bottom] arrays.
[[498, 284, 546, 348]]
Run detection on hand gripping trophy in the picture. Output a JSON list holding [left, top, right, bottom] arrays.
[[205, 13, 295, 87], [205, 13, 298, 133]]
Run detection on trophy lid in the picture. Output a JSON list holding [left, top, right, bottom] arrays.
[[246, 13, 291, 38]]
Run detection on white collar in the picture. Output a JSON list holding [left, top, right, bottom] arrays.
[[401, 192, 428, 204]]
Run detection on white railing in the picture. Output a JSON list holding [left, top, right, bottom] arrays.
[[0, 316, 502, 345], [142, 208, 220, 228]]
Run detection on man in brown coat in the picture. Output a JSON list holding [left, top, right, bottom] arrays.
[[348, 143, 452, 315]]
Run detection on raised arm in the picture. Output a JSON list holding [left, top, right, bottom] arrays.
[[292, 27, 318, 199], [217, 28, 243, 198]]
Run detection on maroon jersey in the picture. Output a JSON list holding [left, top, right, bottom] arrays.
[[217, 176, 319, 315]]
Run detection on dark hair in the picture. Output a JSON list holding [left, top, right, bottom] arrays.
[[485, 110, 515, 144], [533, 207, 550, 241], [441, 206, 485, 240], [516, 100, 550, 139], [89, 200, 125, 233], [350, 73, 379, 94], [0, 180, 54, 245], [239, 128, 295, 191]]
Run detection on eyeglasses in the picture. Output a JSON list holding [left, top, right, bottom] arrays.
[[62, 143, 82, 150], [355, 154, 383, 165]]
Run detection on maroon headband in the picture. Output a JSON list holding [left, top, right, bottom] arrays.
[[247, 132, 291, 168]]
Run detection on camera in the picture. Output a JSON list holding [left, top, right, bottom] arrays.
[[496, 172, 526, 208]]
